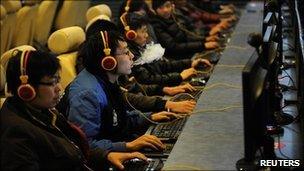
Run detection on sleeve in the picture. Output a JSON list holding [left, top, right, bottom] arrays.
[[152, 22, 205, 56], [1, 126, 40, 171], [132, 65, 183, 86], [137, 83, 164, 96], [123, 92, 167, 113], [88, 148, 111, 171], [68, 90, 127, 152], [155, 59, 192, 73]]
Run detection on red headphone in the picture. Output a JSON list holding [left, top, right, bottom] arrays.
[[100, 31, 117, 71], [120, 0, 137, 40], [17, 50, 36, 101]]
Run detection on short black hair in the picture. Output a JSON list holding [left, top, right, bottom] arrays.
[[125, 12, 148, 31], [79, 31, 125, 76], [119, 0, 150, 17], [152, 0, 170, 10], [6, 50, 60, 96], [86, 19, 119, 40]]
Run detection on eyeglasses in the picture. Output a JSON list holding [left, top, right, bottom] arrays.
[[38, 76, 61, 86], [115, 49, 132, 56]]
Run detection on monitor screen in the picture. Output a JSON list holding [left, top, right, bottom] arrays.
[[242, 51, 268, 161]]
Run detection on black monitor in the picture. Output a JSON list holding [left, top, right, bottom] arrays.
[[236, 52, 276, 170], [263, 25, 279, 67]]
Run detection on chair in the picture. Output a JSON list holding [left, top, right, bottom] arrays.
[[48, 26, 85, 90], [11, 3, 38, 47], [54, 0, 90, 30], [85, 14, 111, 32], [1, 1, 21, 55], [86, 4, 112, 23], [34, 0, 59, 46]]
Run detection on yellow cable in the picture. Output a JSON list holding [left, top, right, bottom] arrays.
[[204, 83, 241, 90], [217, 64, 245, 68], [225, 45, 248, 50], [163, 164, 202, 170], [192, 105, 242, 114]]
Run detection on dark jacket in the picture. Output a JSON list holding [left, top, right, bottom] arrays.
[[0, 97, 108, 171], [128, 41, 192, 86], [150, 14, 206, 59]]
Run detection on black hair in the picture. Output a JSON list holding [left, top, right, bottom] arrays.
[[79, 30, 125, 77], [125, 12, 149, 31], [86, 19, 119, 40], [118, 0, 150, 17], [6, 50, 60, 96], [152, 0, 170, 10]]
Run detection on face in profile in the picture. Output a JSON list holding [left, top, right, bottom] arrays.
[[156, 1, 173, 19], [30, 72, 62, 109], [134, 25, 149, 47], [115, 41, 134, 75]]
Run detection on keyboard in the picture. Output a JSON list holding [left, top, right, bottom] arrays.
[[147, 117, 188, 141], [109, 158, 163, 171], [189, 89, 203, 100]]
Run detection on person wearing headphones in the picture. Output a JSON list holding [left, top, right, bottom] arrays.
[[119, 11, 212, 86], [67, 29, 181, 154], [71, 18, 197, 115], [0, 50, 147, 170], [150, 0, 220, 59]]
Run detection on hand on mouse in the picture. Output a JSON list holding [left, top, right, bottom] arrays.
[[107, 152, 147, 170], [192, 58, 212, 69]]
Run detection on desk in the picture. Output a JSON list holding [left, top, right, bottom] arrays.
[[163, 2, 264, 170]]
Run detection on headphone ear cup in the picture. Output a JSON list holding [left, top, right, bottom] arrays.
[[125, 30, 137, 40], [17, 84, 36, 101], [101, 56, 117, 71]]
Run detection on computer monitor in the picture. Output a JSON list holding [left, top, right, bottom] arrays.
[[236, 52, 276, 170]]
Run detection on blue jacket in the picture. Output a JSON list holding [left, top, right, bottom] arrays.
[[68, 69, 150, 152]]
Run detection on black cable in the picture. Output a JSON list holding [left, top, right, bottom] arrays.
[[281, 69, 297, 88], [277, 135, 290, 159]]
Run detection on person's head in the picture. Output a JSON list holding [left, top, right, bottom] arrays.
[[6, 50, 61, 109], [86, 19, 118, 40], [123, 12, 149, 47], [80, 30, 134, 78], [152, 0, 173, 19], [119, 0, 150, 17], [173, 0, 187, 7]]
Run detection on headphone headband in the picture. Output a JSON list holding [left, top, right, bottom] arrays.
[[100, 31, 111, 56], [125, 0, 131, 12], [100, 31, 117, 71]]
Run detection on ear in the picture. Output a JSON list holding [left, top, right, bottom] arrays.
[[172, 3, 175, 10]]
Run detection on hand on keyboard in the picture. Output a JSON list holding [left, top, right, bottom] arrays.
[[163, 83, 196, 96], [126, 135, 165, 151], [165, 100, 196, 114], [180, 68, 198, 80], [151, 111, 180, 122], [107, 152, 147, 170]]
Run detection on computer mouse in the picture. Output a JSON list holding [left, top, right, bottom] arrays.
[[189, 78, 206, 86]]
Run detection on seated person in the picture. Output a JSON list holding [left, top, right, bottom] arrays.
[[72, 18, 197, 115], [118, 0, 159, 43], [173, 0, 236, 35], [0, 50, 146, 170], [189, 0, 236, 15], [120, 12, 212, 86], [67, 30, 181, 153], [150, 0, 219, 59]]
